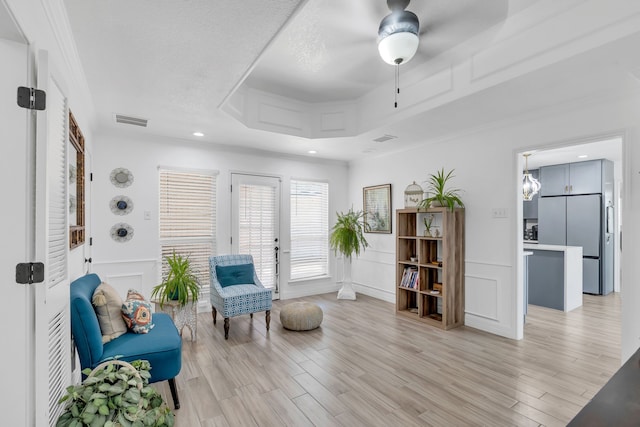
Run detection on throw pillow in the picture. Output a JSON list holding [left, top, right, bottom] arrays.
[[215, 263, 255, 287], [121, 289, 154, 334], [92, 282, 128, 344]]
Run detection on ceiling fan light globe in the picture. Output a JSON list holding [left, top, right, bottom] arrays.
[[378, 31, 419, 65]]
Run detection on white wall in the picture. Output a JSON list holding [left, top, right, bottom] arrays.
[[350, 92, 640, 361], [91, 130, 349, 305]]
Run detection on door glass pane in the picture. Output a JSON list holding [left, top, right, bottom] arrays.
[[238, 183, 276, 288]]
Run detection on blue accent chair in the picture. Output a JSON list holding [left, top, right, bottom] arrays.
[[70, 273, 182, 409], [209, 254, 273, 339]]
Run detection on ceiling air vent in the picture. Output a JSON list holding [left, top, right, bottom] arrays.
[[373, 134, 397, 143], [115, 114, 148, 127]]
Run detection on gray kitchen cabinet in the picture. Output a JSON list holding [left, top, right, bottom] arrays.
[[539, 160, 602, 196], [539, 164, 568, 197], [528, 250, 564, 310], [523, 169, 539, 219]]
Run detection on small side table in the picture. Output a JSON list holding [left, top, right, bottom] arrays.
[[152, 299, 197, 341]]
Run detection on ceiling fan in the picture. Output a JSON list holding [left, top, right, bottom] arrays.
[[376, 0, 421, 107], [377, 0, 420, 66]]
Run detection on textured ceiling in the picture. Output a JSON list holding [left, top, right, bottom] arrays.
[[245, 0, 510, 102], [61, 0, 635, 163], [63, 0, 305, 125]]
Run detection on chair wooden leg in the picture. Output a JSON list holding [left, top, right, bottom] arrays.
[[212, 306, 217, 325], [266, 310, 271, 331], [168, 378, 180, 410], [224, 317, 230, 339]]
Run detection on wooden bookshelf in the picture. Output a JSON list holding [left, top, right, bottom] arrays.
[[396, 207, 465, 330]]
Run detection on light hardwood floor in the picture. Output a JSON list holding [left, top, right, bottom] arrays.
[[158, 292, 621, 426]]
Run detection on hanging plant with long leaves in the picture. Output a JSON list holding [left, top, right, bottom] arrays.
[[330, 208, 369, 261]]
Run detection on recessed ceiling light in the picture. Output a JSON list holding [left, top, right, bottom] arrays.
[[308, 150, 317, 154], [578, 154, 588, 159], [193, 132, 204, 137]]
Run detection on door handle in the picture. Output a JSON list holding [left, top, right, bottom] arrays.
[[274, 243, 279, 276]]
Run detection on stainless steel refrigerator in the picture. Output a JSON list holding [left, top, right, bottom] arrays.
[[538, 194, 614, 294]]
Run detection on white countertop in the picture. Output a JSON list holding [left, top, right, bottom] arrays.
[[524, 243, 582, 254]]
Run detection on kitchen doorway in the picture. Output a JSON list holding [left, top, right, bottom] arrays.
[[517, 136, 623, 337]]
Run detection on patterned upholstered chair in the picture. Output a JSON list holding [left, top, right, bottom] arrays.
[[209, 254, 273, 339]]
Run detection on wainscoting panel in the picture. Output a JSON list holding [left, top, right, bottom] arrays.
[[92, 259, 159, 303], [465, 275, 499, 321], [464, 261, 516, 339], [352, 248, 396, 303]]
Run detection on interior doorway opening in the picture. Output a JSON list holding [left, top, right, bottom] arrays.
[[517, 136, 623, 341]]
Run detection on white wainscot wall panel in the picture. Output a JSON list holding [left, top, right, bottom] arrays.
[[464, 261, 515, 339], [282, 277, 340, 300], [91, 259, 159, 303], [353, 248, 396, 303]]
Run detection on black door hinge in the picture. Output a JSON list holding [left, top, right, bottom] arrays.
[[90, 173, 93, 182], [15, 262, 45, 284], [89, 237, 93, 246], [17, 87, 46, 111]]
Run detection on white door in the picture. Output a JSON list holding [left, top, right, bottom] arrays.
[[231, 174, 280, 299], [0, 36, 32, 426], [34, 50, 72, 426]]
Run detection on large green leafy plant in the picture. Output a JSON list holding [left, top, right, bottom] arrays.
[[56, 359, 174, 427], [151, 252, 199, 308], [330, 208, 369, 261], [419, 168, 465, 211]]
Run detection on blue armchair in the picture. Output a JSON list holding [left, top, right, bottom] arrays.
[[70, 274, 182, 409], [209, 254, 273, 339]]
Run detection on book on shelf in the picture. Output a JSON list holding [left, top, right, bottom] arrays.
[[401, 266, 419, 289]]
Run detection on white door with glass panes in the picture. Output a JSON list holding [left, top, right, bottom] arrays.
[[231, 174, 280, 299]]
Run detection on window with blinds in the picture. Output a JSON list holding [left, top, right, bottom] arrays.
[[159, 169, 216, 309], [290, 180, 329, 280]]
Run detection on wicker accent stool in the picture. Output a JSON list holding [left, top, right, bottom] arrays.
[[280, 302, 323, 331]]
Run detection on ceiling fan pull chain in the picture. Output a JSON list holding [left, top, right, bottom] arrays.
[[394, 63, 399, 108]]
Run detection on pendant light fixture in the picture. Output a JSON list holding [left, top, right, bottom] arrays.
[[377, 0, 420, 108], [522, 153, 541, 201]]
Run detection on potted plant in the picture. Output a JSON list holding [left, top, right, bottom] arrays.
[[151, 251, 200, 308], [330, 208, 369, 300], [423, 214, 434, 237], [56, 359, 175, 427], [419, 168, 465, 211]]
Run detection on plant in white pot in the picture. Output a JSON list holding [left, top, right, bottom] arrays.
[[419, 168, 465, 211], [330, 208, 369, 300]]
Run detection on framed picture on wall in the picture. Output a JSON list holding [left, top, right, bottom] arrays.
[[363, 184, 392, 234]]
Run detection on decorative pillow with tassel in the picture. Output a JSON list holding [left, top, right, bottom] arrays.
[[92, 282, 128, 343]]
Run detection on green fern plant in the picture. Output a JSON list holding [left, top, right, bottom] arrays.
[[419, 168, 465, 212], [151, 251, 200, 308], [329, 208, 369, 261]]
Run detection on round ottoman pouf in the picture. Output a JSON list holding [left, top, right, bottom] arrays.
[[280, 302, 323, 331]]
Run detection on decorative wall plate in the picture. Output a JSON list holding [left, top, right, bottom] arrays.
[[110, 223, 134, 242], [110, 195, 134, 215], [110, 167, 134, 188]]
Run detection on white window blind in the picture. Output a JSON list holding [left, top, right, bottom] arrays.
[[290, 180, 329, 280], [238, 183, 277, 289], [159, 169, 216, 308]]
